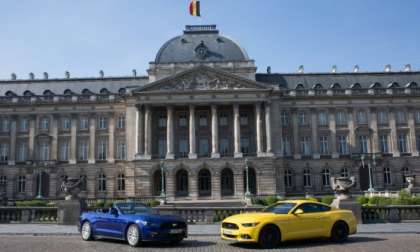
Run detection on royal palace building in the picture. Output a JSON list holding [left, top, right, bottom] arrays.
[[0, 25, 419, 202]]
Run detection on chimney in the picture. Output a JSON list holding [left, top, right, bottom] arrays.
[[331, 65, 337, 73], [353, 65, 360, 73], [43, 72, 49, 80], [404, 64, 412, 72], [384, 64, 392, 72], [11, 73, 17, 80], [29, 72, 35, 80], [266, 66, 271, 74], [298, 65, 304, 74], [65, 71, 70, 78], [99, 70, 104, 78]]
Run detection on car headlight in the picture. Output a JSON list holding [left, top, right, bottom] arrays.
[[137, 220, 160, 228], [242, 222, 260, 227]]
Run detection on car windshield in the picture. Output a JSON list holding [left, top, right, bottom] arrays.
[[263, 202, 296, 214], [116, 202, 151, 215]]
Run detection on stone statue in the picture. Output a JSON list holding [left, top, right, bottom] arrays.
[[60, 176, 86, 200], [405, 175, 415, 194], [330, 176, 356, 200]]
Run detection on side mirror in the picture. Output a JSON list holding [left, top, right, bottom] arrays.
[[294, 209, 304, 215], [110, 207, 119, 216]]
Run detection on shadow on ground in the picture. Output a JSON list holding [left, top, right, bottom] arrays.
[[230, 236, 387, 250], [93, 237, 216, 248]]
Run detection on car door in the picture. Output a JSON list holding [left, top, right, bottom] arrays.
[[103, 208, 126, 238], [92, 209, 110, 236], [287, 203, 328, 240]]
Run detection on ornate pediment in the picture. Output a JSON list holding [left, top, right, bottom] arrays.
[[136, 66, 269, 92]]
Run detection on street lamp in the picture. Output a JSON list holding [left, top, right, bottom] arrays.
[[35, 167, 43, 199], [159, 161, 166, 198], [244, 158, 251, 197], [361, 154, 375, 193]]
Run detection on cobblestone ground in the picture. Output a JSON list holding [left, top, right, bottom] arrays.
[[0, 234, 419, 252]]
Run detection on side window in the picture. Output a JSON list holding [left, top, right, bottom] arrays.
[[298, 203, 330, 213]]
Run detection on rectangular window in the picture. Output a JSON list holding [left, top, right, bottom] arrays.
[[79, 118, 89, 130], [358, 135, 369, 153], [199, 114, 208, 127], [117, 115, 125, 129], [40, 117, 50, 130], [39, 141, 50, 161], [158, 114, 166, 128], [396, 111, 407, 124], [97, 138, 108, 160], [319, 136, 329, 154], [378, 111, 389, 125], [240, 137, 250, 155], [380, 135, 389, 153], [282, 136, 292, 156], [300, 136, 312, 156], [336, 111, 347, 126], [62, 118, 71, 130], [78, 139, 89, 161], [281, 111, 289, 127], [338, 135, 348, 154], [59, 139, 70, 161], [158, 139, 167, 159], [220, 138, 230, 156], [415, 111, 420, 124], [219, 113, 228, 126], [240, 113, 248, 126], [298, 112, 308, 126], [18, 176, 26, 193], [178, 113, 187, 127], [357, 110, 367, 124], [178, 139, 188, 158], [19, 119, 29, 132], [98, 116, 108, 129], [398, 134, 408, 153], [1, 118, 10, 132], [198, 138, 209, 157], [318, 112, 328, 127], [0, 143, 9, 162], [116, 140, 126, 160], [17, 142, 28, 162]]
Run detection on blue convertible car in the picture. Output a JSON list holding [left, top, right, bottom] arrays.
[[78, 202, 187, 247]]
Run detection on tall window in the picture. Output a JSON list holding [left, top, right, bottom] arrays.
[[282, 136, 292, 156], [198, 138, 209, 157], [321, 168, 331, 186], [341, 167, 349, 177], [284, 170, 293, 188], [78, 139, 89, 161], [117, 174, 125, 191], [415, 111, 420, 124], [378, 111, 388, 125], [116, 140, 126, 160], [178, 139, 188, 158], [336, 111, 347, 126], [178, 113, 187, 127], [158, 139, 166, 159], [19, 118, 29, 132], [0, 175, 6, 185], [383, 167, 392, 185], [117, 115, 125, 129], [98, 116, 108, 129], [198, 169, 211, 196], [396, 111, 407, 124], [318, 112, 328, 127], [300, 136, 311, 156], [158, 114, 166, 128], [62, 118, 71, 130], [241, 137, 250, 155], [40, 117, 50, 130], [199, 114, 208, 127], [220, 138, 230, 156], [219, 113, 228, 126], [240, 113, 248, 126], [402, 167, 410, 183], [357, 110, 367, 124], [1, 118, 10, 132], [319, 136, 329, 155], [417, 135, 420, 152], [338, 135, 348, 154], [380, 135, 389, 153], [281, 111, 289, 127], [97, 138, 108, 160], [17, 142, 28, 162], [59, 139, 70, 161], [303, 169, 311, 187], [398, 134, 408, 153], [39, 141, 50, 161], [358, 135, 369, 153], [298, 111, 308, 126], [79, 118, 89, 130], [0, 143, 9, 162], [98, 173, 106, 192], [18, 175, 26, 193]]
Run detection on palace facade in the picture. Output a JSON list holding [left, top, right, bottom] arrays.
[[0, 25, 419, 202]]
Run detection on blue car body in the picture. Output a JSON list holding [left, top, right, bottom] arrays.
[[78, 203, 187, 243]]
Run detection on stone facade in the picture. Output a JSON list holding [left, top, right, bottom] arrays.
[[0, 25, 419, 202]]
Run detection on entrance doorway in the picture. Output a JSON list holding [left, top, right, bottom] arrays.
[[359, 165, 369, 191]]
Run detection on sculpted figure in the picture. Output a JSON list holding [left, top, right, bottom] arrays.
[[330, 176, 356, 200], [60, 176, 86, 200]]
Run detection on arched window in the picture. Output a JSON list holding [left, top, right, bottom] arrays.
[[243, 167, 257, 195], [117, 173, 125, 191], [82, 89, 92, 96], [370, 82, 382, 89], [152, 170, 165, 196], [384, 167, 392, 185], [351, 83, 362, 89], [406, 82, 418, 88], [321, 168, 330, 186], [402, 167, 410, 184], [340, 167, 349, 177], [331, 83, 341, 89], [5, 91, 16, 97], [313, 83, 323, 89], [388, 82, 399, 88], [17, 175, 26, 193], [303, 169, 311, 187], [118, 88, 126, 94], [98, 173, 106, 192], [35, 171, 49, 198], [284, 169, 293, 188], [295, 84, 305, 90], [63, 89, 73, 96], [221, 168, 234, 196], [100, 88, 110, 94], [198, 169, 211, 197], [23, 90, 33, 96], [43, 90, 54, 96], [175, 169, 189, 196]]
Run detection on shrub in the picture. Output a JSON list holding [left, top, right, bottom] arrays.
[[15, 200, 48, 207], [94, 200, 105, 208], [321, 195, 335, 205], [356, 196, 369, 205], [306, 197, 319, 202], [264, 196, 279, 206], [148, 200, 161, 207], [368, 196, 381, 206]]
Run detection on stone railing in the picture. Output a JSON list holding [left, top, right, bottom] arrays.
[[0, 94, 125, 105], [362, 205, 420, 223], [155, 206, 264, 223], [0, 207, 57, 223], [286, 87, 420, 97]]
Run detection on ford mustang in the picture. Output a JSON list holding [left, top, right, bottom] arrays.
[[78, 202, 187, 247], [221, 200, 357, 248]]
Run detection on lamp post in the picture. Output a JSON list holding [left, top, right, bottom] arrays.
[[159, 161, 166, 198], [244, 158, 251, 197], [368, 154, 376, 193], [35, 167, 43, 199]]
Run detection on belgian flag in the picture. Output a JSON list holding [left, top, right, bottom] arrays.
[[189, 0, 201, 17]]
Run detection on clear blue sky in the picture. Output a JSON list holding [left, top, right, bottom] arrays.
[[0, 0, 419, 79]]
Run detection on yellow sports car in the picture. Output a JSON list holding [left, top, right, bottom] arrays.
[[221, 200, 357, 248]]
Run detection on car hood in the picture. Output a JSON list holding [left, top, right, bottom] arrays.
[[223, 212, 279, 223], [125, 214, 185, 223]]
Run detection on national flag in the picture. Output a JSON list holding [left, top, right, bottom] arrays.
[[189, 0, 201, 17]]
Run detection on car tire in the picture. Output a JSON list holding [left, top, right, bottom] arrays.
[[258, 224, 281, 249], [81, 221, 93, 241], [330, 221, 349, 243], [126, 224, 141, 247]]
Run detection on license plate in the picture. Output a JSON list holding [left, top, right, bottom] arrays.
[[169, 229, 184, 234], [223, 229, 234, 235]]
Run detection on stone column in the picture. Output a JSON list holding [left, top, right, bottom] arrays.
[[137, 105, 144, 156], [188, 105, 197, 159], [347, 108, 356, 154], [69, 114, 77, 164], [125, 105, 137, 161], [265, 102, 274, 156], [143, 105, 152, 159], [28, 115, 36, 161], [408, 108, 419, 156], [88, 115, 96, 164], [389, 108, 400, 157], [255, 103, 263, 156], [8, 116, 17, 165], [166, 106, 175, 159], [50, 115, 58, 162], [108, 113, 115, 163], [311, 109, 320, 159], [292, 110, 301, 159], [211, 105, 220, 158], [369, 108, 380, 154], [233, 104, 242, 158], [329, 109, 339, 158]]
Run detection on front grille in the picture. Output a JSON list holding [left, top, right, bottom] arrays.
[[160, 221, 187, 229], [222, 222, 239, 230], [224, 234, 237, 239]]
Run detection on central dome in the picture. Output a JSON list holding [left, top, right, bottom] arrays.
[[154, 25, 249, 64]]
